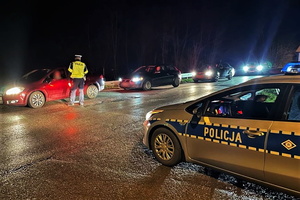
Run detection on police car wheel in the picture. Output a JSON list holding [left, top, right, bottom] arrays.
[[28, 91, 45, 108], [151, 128, 182, 166], [87, 85, 98, 99], [142, 80, 152, 90], [172, 77, 180, 87]]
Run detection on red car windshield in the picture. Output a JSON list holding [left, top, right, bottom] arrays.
[[21, 69, 51, 83]]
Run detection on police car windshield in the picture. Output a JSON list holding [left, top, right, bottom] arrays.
[[21, 69, 50, 83]]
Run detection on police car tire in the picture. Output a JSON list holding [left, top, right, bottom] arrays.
[[28, 91, 45, 108], [142, 80, 152, 90], [151, 128, 182, 166], [172, 77, 180, 87], [87, 85, 98, 99]]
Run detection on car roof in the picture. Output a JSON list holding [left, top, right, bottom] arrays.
[[241, 75, 300, 85]]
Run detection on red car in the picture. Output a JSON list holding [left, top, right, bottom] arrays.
[[1, 68, 105, 108]]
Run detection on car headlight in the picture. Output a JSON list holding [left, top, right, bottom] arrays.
[[132, 77, 143, 82], [243, 66, 249, 72], [145, 109, 164, 121], [204, 70, 213, 76], [231, 68, 236, 76], [118, 77, 122, 82], [5, 87, 25, 95], [256, 65, 263, 71], [191, 71, 196, 76]]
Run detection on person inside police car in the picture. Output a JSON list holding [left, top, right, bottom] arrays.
[[68, 54, 88, 106], [254, 94, 268, 102]]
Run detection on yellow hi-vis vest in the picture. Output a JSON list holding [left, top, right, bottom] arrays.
[[68, 61, 88, 78]]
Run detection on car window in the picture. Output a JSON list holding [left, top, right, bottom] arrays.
[[287, 89, 300, 121], [240, 92, 253, 100], [50, 69, 67, 80], [166, 66, 175, 71], [204, 86, 281, 119], [21, 69, 50, 83], [255, 88, 280, 103]]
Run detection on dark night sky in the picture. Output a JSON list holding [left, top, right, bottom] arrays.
[[1, 0, 300, 80]]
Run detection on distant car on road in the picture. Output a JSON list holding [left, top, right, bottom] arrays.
[[281, 62, 300, 75], [192, 62, 235, 82], [119, 65, 181, 90], [242, 61, 272, 75], [1, 68, 105, 108]]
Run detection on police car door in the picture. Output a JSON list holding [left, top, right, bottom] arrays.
[[185, 84, 285, 181], [264, 85, 300, 193]]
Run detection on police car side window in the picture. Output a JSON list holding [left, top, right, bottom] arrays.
[[205, 87, 281, 119], [287, 90, 300, 121], [240, 93, 252, 100]]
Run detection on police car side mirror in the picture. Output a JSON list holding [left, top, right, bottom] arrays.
[[192, 107, 203, 118], [190, 107, 202, 125]]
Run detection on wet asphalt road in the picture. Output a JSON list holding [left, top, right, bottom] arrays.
[[0, 76, 299, 200]]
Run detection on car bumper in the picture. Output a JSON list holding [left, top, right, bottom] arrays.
[[2, 93, 27, 106], [142, 119, 151, 148], [282, 69, 300, 74], [119, 81, 143, 89], [193, 75, 214, 80]]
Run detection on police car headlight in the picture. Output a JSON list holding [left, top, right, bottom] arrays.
[[145, 110, 164, 120], [256, 65, 263, 71], [6, 87, 25, 95], [243, 66, 249, 72], [132, 77, 143, 82], [205, 70, 213, 76]]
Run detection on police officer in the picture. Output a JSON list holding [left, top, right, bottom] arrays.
[[68, 55, 88, 106]]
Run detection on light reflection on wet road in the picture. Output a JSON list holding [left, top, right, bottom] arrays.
[[0, 76, 299, 199]]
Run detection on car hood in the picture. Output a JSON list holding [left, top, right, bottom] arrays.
[[2, 79, 42, 92], [153, 102, 190, 111]]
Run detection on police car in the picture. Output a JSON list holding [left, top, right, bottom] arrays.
[[143, 75, 300, 196]]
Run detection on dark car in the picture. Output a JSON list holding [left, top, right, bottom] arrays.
[[1, 68, 105, 108], [119, 65, 181, 90], [192, 62, 235, 82]]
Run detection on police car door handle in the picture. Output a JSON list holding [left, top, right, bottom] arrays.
[[242, 130, 264, 138]]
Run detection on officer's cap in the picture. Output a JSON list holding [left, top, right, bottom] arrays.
[[75, 55, 82, 58]]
